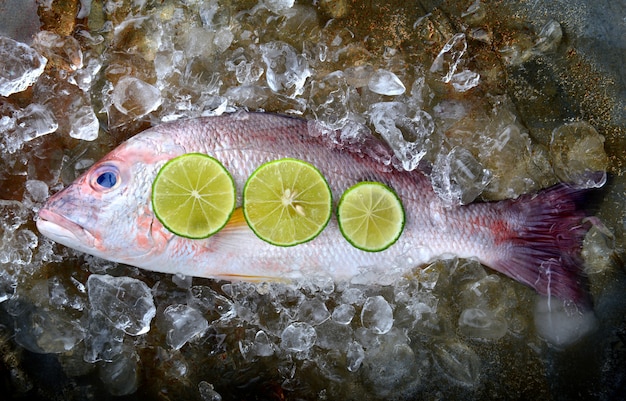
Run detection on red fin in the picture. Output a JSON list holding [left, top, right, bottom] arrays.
[[492, 184, 595, 308]]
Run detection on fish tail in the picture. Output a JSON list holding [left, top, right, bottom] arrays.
[[492, 184, 597, 308]]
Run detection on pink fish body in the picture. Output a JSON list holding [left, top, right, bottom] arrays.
[[36, 112, 591, 305]]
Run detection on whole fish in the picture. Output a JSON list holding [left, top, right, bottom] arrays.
[[36, 112, 592, 306]]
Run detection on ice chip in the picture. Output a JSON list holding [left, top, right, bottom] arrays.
[[260, 41, 311, 97], [361, 295, 394, 334], [550, 121, 608, 188], [164, 304, 209, 350], [87, 274, 156, 336], [281, 322, 317, 352], [533, 297, 597, 347], [111, 76, 162, 118], [433, 340, 481, 385], [458, 308, 508, 340], [0, 36, 47, 97], [431, 146, 492, 206], [368, 69, 406, 96]]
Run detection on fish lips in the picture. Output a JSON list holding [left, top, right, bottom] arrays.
[[37, 208, 98, 252]]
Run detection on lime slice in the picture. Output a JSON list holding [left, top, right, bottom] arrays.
[[152, 153, 236, 239], [242, 158, 332, 246], [337, 181, 405, 252]]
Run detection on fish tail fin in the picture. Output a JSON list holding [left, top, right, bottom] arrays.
[[492, 184, 596, 308]]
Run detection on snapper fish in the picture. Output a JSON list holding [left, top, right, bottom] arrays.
[[37, 111, 594, 306]]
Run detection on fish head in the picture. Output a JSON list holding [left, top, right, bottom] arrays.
[[37, 133, 184, 263]]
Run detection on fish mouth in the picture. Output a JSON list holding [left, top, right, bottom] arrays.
[[36, 208, 96, 250]]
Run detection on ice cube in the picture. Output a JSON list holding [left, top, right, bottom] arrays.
[[346, 340, 365, 372], [550, 121, 608, 188], [83, 310, 125, 363], [430, 33, 467, 83], [32, 31, 83, 71], [297, 298, 331, 325], [368, 69, 406, 96], [198, 381, 223, 401], [99, 354, 139, 396], [0, 103, 58, 154], [308, 71, 352, 130], [263, 0, 295, 14], [0, 270, 17, 303], [260, 41, 311, 97], [331, 303, 355, 325], [368, 102, 434, 171], [315, 320, 352, 350], [87, 274, 156, 336], [225, 47, 264, 85], [111, 76, 162, 118], [341, 287, 365, 305], [12, 301, 85, 354], [187, 285, 235, 320], [458, 308, 508, 340], [0, 36, 47, 97], [431, 146, 492, 206], [172, 273, 192, 289], [360, 332, 420, 397], [253, 330, 275, 356], [360, 295, 394, 334], [533, 297, 597, 347], [533, 20, 562, 54], [163, 304, 209, 350], [432, 340, 481, 385], [449, 69, 480, 92], [582, 224, 617, 274], [281, 322, 317, 352], [25, 180, 49, 203], [68, 99, 99, 141]]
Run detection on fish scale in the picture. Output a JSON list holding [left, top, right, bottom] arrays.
[[36, 111, 593, 306]]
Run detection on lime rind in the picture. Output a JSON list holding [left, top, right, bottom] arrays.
[[242, 158, 332, 247], [337, 181, 405, 252], [152, 153, 236, 239]]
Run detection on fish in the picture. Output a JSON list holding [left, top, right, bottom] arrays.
[[36, 111, 594, 306]]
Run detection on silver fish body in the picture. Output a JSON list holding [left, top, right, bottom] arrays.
[[36, 112, 591, 305]]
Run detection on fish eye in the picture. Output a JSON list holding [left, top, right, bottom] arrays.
[[97, 171, 117, 188], [90, 165, 121, 192]]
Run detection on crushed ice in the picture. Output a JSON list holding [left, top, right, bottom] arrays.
[[0, 0, 617, 399]]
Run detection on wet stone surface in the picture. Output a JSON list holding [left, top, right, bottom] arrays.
[[0, 0, 625, 400]]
